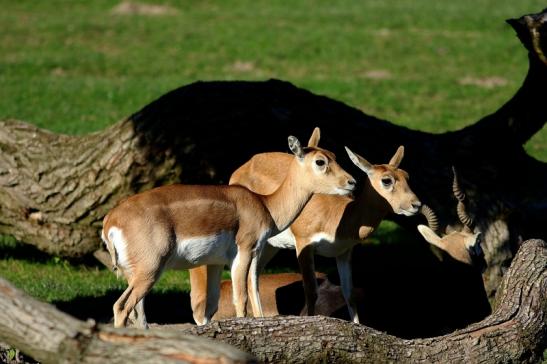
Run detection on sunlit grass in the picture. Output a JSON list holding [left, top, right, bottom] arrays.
[[0, 0, 545, 303]]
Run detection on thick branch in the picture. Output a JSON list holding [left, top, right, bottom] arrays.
[[0, 120, 180, 257], [0, 277, 254, 363], [470, 9, 547, 144], [179, 239, 546, 363]]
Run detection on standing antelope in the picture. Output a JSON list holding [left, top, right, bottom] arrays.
[[102, 129, 356, 328], [417, 167, 485, 269], [190, 130, 421, 324]]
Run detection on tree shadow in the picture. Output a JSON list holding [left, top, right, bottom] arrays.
[[348, 240, 491, 338], [53, 289, 195, 325], [266, 229, 491, 339]]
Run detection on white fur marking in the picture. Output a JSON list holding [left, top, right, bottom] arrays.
[[268, 228, 297, 249], [108, 226, 130, 272], [464, 233, 481, 249], [171, 231, 237, 268], [230, 249, 241, 308], [310, 232, 346, 257]]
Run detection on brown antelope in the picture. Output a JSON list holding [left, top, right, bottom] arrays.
[[190, 131, 421, 324], [417, 167, 485, 269], [101, 129, 356, 328], [199, 272, 362, 321]]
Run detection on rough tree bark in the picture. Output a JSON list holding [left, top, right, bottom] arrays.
[[180, 239, 547, 363], [1, 239, 544, 363], [0, 10, 546, 298], [0, 277, 254, 363]]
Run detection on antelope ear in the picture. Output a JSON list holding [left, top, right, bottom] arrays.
[[345, 146, 373, 175], [307, 127, 321, 147], [417, 225, 443, 249], [388, 146, 405, 167], [288, 136, 305, 159]]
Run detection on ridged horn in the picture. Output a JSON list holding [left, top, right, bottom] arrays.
[[452, 166, 473, 230], [420, 204, 439, 233]]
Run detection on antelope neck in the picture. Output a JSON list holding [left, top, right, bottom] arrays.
[[259, 162, 313, 232]]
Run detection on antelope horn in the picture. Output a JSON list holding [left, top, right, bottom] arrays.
[[420, 204, 439, 233], [452, 166, 473, 230]]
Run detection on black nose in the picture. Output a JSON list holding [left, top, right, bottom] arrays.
[[412, 201, 422, 209], [348, 179, 356, 186]]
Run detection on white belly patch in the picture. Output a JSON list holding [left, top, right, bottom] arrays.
[[169, 231, 237, 269]]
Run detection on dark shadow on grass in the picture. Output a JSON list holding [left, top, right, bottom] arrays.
[[0, 236, 54, 263], [53, 289, 195, 325], [0, 235, 103, 267]]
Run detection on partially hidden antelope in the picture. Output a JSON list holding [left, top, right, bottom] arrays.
[[101, 128, 356, 328], [201, 272, 362, 322], [417, 167, 485, 269], [190, 130, 421, 324]]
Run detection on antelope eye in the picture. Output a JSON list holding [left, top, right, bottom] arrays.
[[315, 159, 326, 167], [381, 177, 393, 187]]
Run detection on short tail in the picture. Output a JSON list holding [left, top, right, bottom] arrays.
[[101, 228, 121, 278]]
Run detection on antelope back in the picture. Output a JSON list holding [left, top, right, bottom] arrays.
[[229, 152, 291, 194]]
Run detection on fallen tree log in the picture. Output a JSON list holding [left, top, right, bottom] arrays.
[[1, 239, 544, 363], [0, 277, 254, 363], [0, 9, 546, 300], [177, 239, 546, 363]]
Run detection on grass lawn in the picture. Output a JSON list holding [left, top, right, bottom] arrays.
[[1, 1, 546, 306]]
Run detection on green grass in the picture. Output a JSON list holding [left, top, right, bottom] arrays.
[[1, 0, 545, 157], [0, 235, 197, 302], [1, 1, 546, 302]]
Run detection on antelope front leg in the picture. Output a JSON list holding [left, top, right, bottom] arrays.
[[231, 248, 252, 317], [189, 266, 208, 325], [203, 264, 223, 323], [257, 242, 280, 274], [297, 243, 318, 316], [336, 248, 360, 324], [248, 239, 267, 318]]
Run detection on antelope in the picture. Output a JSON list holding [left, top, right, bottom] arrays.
[[199, 272, 363, 322], [190, 131, 421, 324], [101, 129, 356, 328], [417, 167, 485, 269]]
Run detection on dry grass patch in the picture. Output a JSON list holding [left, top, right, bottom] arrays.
[[459, 76, 508, 88], [110, 1, 179, 16]]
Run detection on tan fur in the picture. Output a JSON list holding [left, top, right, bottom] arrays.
[[102, 129, 355, 328], [417, 169, 483, 267], [191, 144, 420, 324], [417, 225, 480, 266]]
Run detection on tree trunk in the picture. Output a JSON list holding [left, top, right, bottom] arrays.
[[0, 9, 546, 300], [179, 239, 547, 363], [1, 239, 544, 363], [0, 277, 254, 364]]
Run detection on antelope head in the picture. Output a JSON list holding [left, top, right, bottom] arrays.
[[417, 167, 485, 269], [290, 130, 356, 196], [345, 146, 422, 216]]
